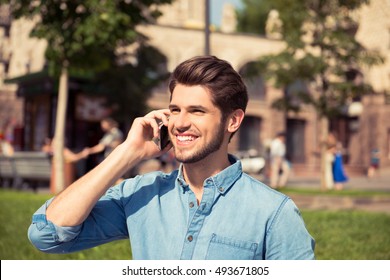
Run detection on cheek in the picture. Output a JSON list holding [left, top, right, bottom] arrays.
[[204, 121, 226, 136]]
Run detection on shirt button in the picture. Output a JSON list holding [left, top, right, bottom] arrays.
[[189, 202, 194, 208], [219, 187, 224, 192], [187, 235, 193, 242]]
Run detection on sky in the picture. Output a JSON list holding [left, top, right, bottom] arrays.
[[210, 0, 243, 27]]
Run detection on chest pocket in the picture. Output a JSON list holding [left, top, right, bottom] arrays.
[[206, 233, 258, 260]]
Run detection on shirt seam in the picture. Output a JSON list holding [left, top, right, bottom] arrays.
[[266, 196, 290, 235]]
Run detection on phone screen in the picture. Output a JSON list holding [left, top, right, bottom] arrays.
[[159, 124, 171, 150]]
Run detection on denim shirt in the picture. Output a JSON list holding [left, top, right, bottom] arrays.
[[28, 155, 315, 260]]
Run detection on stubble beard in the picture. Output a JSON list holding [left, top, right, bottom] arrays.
[[173, 122, 225, 164]]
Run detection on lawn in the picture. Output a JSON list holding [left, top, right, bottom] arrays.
[[1, 188, 389, 260], [0, 189, 131, 260]]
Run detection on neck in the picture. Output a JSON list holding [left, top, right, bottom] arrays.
[[182, 152, 231, 203]]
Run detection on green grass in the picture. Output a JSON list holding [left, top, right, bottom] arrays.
[[302, 211, 390, 259], [1, 188, 389, 260], [0, 189, 131, 260]]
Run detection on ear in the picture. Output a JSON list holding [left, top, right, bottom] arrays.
[[227, 109, 245, 133]]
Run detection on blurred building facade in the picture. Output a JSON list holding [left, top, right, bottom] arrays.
[[1, 0, 390, 175], [0, 4, 104, 159], [0, 5, 24, 149]]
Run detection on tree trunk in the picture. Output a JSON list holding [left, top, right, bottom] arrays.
[[53, 64, 69, 194], [320, 116, 329, 191]]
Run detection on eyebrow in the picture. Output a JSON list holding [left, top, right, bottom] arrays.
[[169, 104, 209, 112]]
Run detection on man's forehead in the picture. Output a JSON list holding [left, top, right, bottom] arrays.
[[170, 84, 214, 106]]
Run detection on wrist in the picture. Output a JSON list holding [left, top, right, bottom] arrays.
[[113, 142, 143, 171]]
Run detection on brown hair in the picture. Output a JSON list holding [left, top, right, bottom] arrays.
[[168, 56, 248, 120]]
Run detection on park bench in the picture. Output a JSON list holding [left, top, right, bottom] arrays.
[[0, 152, 52, 191], [0, 154, 15, 187]]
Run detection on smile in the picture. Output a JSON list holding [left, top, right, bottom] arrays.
[[176, 135, 197, 143]]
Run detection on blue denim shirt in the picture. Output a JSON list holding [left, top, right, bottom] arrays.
[[28, 155, 315, 260]]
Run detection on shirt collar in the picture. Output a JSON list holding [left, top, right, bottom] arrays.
[[176, 154, 242, 194]]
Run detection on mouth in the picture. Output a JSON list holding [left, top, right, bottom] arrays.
[[175, 134, 198, 145]]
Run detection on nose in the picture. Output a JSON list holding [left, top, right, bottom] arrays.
[[172, 111, 191, 132]]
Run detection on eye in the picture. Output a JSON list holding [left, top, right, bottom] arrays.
[[192, 108, 205, 115], [170, 107, 180, 114]]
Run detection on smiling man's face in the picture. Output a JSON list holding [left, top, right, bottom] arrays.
[[168, 84, 227, 164]]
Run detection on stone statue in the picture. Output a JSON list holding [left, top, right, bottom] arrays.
[[221, 3, 237, 33], [265, 9, 283, 39]]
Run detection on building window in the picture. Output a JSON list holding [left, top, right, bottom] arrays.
[[286, 119, 306, 163]]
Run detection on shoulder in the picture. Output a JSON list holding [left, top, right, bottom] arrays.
[[112, 127, 123, 137], [235, 173, 290, 207], [237, 178, 305, 229], [106, 169, 178, 200]]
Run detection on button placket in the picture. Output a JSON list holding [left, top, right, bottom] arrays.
[[180, 181, 216, 259]]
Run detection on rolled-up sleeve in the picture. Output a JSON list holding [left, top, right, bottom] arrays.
[[27, 198, 82, 253], [27, 182, 130, 254]]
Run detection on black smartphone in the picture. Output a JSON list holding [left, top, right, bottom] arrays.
[[159, 124, 171, 150]]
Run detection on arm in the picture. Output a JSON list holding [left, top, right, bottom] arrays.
[[86, 143, 105, 155], [63, 148, 89, 163], [265, 198, 315, 260], [45, 109, 171, 227]]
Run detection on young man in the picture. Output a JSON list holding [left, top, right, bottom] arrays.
[[28, 56, 315, 260]]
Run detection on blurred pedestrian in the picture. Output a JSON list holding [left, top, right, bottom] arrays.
[[367, 148, 380, 178], [87, 118, 124, 160], [0, 133, 14, 156], [269, 132, 290, 188], [325, 144, 336, 190], [332, 143, 348, 190]]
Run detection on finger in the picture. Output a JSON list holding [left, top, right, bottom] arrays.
[[145, 109, 171, 126], [160, 109, 171, 126]]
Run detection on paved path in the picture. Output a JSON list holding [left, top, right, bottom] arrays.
[[258, 167, 390, 214], [286, 170, 390, 192], [289, 194, 390, 214]]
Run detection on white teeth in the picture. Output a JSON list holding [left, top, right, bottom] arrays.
[[177, 135, 195, 142]]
